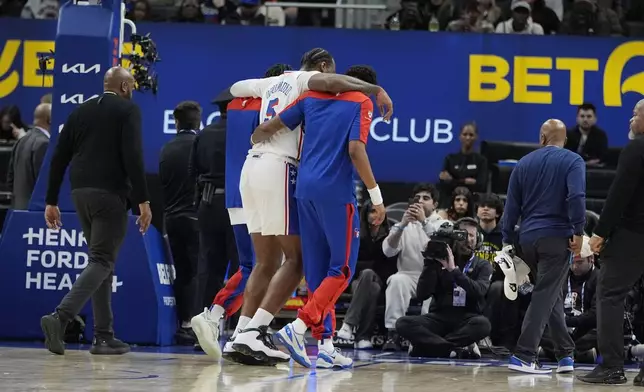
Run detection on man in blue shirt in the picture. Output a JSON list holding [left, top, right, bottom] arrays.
[[250, 65, 387, 369], [501, 119, 585, 374]]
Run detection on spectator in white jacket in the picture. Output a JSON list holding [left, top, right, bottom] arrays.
[[381, 183, 449, 351], [495, 0, 544, 34]]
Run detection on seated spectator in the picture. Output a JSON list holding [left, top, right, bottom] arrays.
[[385, 0, 456, 31], [560, 0, 622, 36], [475, 193, 504, 266], [541, 236, 598, 363], [21, 0, 58, 19], [446, 0, 495, 32], [477, 0, 503, 25], [172, 0, 205, 22], [495, 0, 545, 33], [438, 122, 488, 204], [381, 184, 447, 351], [222, 0, 285, 26], [336, 200, 395, 349], [396, 217, 492, 359], [527, 0, 561, 34], [127, 0, 154, 21], [564, 103, 608, 165], [438, 186, 475, 222], [0, 105, 27, 141]]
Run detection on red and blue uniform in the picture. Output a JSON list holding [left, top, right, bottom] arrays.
[[279, 91, 373, 339], [212, 97, 261, 316]]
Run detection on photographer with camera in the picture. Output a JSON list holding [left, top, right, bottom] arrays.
[[395, 217, 492, 359], [381, 184, 448, 351]]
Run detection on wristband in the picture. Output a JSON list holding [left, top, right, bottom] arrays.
[[368, 185, 383, 206]]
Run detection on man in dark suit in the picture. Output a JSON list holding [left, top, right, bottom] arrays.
[[40, 66, 151, 356], [159, 101, 201, 345], [7, 103, 51, 209]]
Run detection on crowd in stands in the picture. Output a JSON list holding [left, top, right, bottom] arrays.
[[1, 0, 643, 34]]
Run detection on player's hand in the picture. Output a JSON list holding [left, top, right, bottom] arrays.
[[439, 171, 452, 181], [250, 130, 269, 145], [569, 235, 583, 255], [372, 203, 386, 225], [589, 235, 604, 253], [409, 203, 426, 221], [375, 88, 393, 123], [137, 202, 152, 234], [44, 205, 62, 230], [439, 246, 456, 271]]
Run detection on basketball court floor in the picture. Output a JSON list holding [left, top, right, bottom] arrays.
[[1, 341, 642, 391]]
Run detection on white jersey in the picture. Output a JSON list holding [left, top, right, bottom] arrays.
[[230, 70, 319, 160]]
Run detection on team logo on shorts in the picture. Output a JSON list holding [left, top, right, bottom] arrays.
[[354, 228, 360, 238]]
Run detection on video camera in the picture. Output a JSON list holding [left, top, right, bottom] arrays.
[[422, 223, 468, 261], [129, 33, 160, 95]]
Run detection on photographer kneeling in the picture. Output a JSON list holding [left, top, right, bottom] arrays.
[[396, 218, 492, 359]]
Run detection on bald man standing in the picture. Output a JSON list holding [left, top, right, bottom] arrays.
[[7, 103, 51, 210], [41, 66, 151, 356], [501, 119, 586, 374]]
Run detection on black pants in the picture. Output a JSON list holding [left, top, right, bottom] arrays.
[[196, 191, 238, 310], [165, 214, 199, 323], [396, 310, 490, 357], [485, 280, 522, 347], [515, 236, 575, 362], [56, 188, 128, 338], [542, 328, 597, 361], [344, 269, 383, 341], [597, 228, 644, 368]]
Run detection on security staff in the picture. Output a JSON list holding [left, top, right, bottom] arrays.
[[41, 67, 151, 356], [580, 99, 644, 385], [189, 92, 238, 311], [159, 101, 201, 345]]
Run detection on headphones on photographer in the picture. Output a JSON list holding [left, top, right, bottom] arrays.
[[454, 217, 483, 250]]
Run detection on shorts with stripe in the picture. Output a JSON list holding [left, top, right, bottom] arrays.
[[239, 152, 299, 236]]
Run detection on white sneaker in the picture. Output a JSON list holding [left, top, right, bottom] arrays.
[[232, 326, 291, 364], [336, 327, 354, 341], [317, 348, 353, 369], [275, 322, 311, 368], [468, 343, 481, 359], [223, 338, 234, 354], [191, 308, 222, 360], [355, 339, 373, 349]]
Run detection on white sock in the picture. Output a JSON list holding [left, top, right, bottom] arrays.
[[232, 316, 252, 338], [209, 304, 225, 320], [292, 318, 308, 335], [181, 321, 191, 329], [318, 338, 334, 353], [245, 308, 274, 330]]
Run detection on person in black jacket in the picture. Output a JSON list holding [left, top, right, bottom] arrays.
[[41, 67, 151, 356], [438, 122, 488, 206], [159, 101, 201, 345], [336, 200, 395, 348], [565, 103, 609, 165], [395, 217, 492, 359], [541, 236, 598, 363]]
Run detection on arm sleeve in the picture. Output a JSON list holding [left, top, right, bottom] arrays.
[[567, 155, 586, 235], [594, 142, 643, 238], [501, 166, 521, 243], [33, 139, 49, 180], [46, 115, 75, 205], [450, 259, 492, 299], [279, 98, 305, 130], [230, 77, 272, 98], [296, 71, 320, 93], [120, 105, 150, 205], [349, 99, 373, 144], [382, 225, 403, 257]]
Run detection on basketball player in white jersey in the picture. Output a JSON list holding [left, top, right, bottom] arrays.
[[226, 48, 393, 363]]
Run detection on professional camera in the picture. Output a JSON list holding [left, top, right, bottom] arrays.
[[130, 33, 160, 95], [422, 223, 468, 261]]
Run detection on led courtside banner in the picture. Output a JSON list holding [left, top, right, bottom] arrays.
[[1, 20, 642, 184]]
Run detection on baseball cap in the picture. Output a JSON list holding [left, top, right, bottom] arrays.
[[511, 0, 531, 11]]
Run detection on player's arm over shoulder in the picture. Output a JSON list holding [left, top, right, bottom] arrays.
[[305, 73, 382, 96], [230, 76, 276, 98]]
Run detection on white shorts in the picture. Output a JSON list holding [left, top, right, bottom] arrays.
[[239, 152, 299, 236], [227, 208, 246, 226]]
